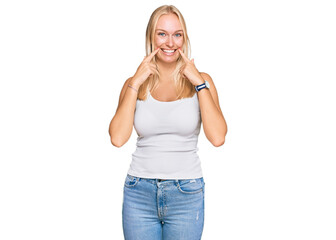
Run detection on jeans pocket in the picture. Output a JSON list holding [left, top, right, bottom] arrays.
[[177, 178, 204, 194], [124, 174, 139, 188]]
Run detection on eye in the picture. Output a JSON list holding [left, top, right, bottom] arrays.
[[158, 32, 166, 37], [175, 33, 182, 37]]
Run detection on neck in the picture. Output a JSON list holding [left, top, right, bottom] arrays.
[[157, 60, 177, 83]]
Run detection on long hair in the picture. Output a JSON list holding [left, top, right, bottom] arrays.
[[137, 5, 195, 101]]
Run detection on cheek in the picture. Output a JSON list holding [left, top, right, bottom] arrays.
[[175, 38, 184, 46], [154, 37, 165, 47]]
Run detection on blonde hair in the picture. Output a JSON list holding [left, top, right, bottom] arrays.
[[137, 5, 196, 101]]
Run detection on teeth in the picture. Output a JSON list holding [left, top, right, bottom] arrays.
[[163, 49, 175, 53]]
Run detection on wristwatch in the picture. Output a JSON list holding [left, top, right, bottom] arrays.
[[195, 80, 210, 92]]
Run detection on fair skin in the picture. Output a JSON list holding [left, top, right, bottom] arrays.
[[109, 13, 227, 147]]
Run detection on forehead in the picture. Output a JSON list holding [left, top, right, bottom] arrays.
[[155, 13, 182, 32]]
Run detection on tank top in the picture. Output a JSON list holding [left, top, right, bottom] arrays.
[[127, 89, 203, 179]]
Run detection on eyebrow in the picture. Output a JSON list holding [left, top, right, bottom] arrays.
[[155, 29, 183, 33]]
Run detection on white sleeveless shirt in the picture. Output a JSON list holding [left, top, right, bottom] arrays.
[[127, 90, 203, 179]]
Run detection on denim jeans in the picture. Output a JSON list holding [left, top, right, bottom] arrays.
[[122, 174, 205, 240]]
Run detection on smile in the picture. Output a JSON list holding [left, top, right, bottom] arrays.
[[161, 48, 177, 56]]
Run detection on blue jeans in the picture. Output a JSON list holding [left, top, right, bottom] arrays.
[[122, 174, 205, 240]]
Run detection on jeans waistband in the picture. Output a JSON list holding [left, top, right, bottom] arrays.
[[127, 174, 203, 185]]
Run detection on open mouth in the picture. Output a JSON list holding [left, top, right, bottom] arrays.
[[161, 48, 177, 55]]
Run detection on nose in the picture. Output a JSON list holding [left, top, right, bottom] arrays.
[[166, 36, 174, 48]]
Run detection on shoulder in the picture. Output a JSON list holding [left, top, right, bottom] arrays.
[[120, 77, 133, 97], [124, 76, 133, 86], [199, 72, 223, 112], [200, 72, 214, 84], [199, 72, 217, 93], [199, 72, 216, 94], [116, 77, 134, 110], [121, 76, 134, 92]]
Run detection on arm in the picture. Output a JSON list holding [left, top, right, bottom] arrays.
[[109, 48, 160, 147], [197, 72, 228, 147], [177, 49, 227, 147], [108, 77, 138, 147]]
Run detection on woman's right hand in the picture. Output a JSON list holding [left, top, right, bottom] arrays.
[[129, 48, 160, 89]]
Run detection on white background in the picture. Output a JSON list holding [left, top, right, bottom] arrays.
[[1, 0, 335, 239]]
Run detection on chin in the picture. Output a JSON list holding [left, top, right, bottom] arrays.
[[157, 56, 178, 63], [163, 58, 178, 63]]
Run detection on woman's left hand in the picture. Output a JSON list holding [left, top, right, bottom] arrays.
[[178, 49, 205, 86]]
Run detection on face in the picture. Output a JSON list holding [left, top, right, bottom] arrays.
[[153, 13, 184, 63]]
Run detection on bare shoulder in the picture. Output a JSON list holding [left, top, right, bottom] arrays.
[[122, 76, 133, 90], [116, 77, 133, 111], [121, 76, 133, 97], [200, 72, 218, 95], [200, 72, 217, 93], [200, 72, 214, 85], [199, 72, 223, 114]]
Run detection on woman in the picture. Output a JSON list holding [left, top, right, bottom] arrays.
[[109, 5, 227, 240]]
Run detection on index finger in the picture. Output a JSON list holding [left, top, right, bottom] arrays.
[[178, 48, 190, 62], [144, 48, 160, 62]]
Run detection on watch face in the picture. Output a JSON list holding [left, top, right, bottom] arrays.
[[205, 80, 210, 89]]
